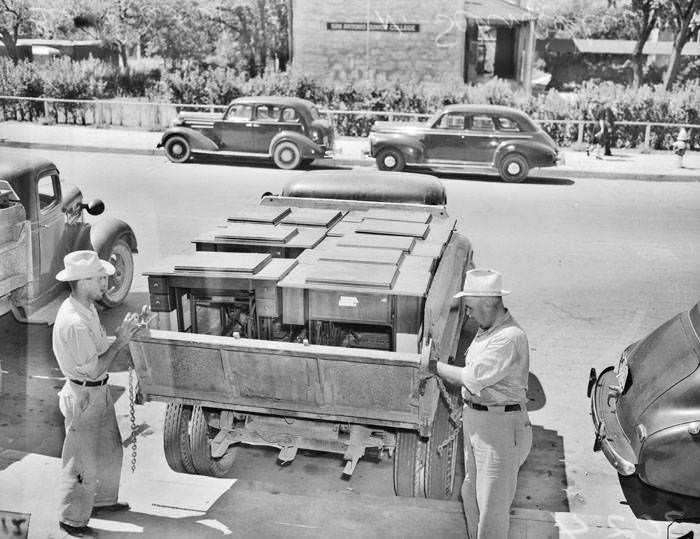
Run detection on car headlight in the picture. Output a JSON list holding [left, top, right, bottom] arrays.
[[616, 344, 634, 390], [310, 130, 321, 143]]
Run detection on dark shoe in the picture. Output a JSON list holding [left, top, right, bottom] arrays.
[[59, 521, 98, 537], [91, 502, 130, 516]]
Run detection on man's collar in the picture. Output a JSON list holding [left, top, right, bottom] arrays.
[[477, 309, 511, 336]]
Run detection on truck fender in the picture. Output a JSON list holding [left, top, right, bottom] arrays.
[[493, 139, 556, 167], [269, 131, 323, 158], [371, 134, 426, 164], [89, 218, 138, 258], [159, 127, 219, 151]]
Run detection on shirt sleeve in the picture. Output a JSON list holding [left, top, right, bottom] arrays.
[[461, 335, 518, 396], [62, 322, 102, 379]]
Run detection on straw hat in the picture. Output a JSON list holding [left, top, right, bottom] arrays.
[[56, 250, 115, 282], [454, 269, 511, 298]]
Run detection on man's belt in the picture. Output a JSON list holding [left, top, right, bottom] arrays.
[[465, 401, 522, 412], [70, 375, 109, 387]]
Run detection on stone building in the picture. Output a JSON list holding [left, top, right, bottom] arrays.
[[289, 0, 536, 91]]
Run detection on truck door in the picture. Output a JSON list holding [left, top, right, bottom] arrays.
[[36, 173, 66, 291]]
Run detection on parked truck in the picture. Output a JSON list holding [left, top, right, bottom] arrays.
[[129, 170, 474, 499], [0, 155, 137, 323]]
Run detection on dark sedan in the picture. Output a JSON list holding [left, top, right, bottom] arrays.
[[368, 104, 561, 182], [158, 96, 335, 170], [589, 300, 700, 497]]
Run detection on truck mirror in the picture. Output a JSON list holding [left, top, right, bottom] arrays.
[[84, 198, 105, 216]]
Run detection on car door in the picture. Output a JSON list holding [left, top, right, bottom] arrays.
[[214, 104, 257, 152], [36, 172, 67, 293], [422, 112, 468, 162], [463, 114, 498, 163], [251, 104, 283, 152]]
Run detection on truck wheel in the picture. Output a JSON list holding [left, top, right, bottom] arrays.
[[273, 141, 302, 170], [393, 430, 426, 497], [425, 390, 462, 499], [98, 238, 133, 308], [163, 403, 196, 474], [164, 135, 191, 163], [498, 153, 529, 183], [189, 405, 237, 477], [376, 148, 405, 172]]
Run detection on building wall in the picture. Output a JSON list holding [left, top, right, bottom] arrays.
[[291, 0, 465, 85]]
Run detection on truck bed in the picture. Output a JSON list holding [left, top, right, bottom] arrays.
[[0, 202, 31, 308]]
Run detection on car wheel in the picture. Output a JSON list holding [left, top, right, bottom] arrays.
[[376, 148, 405, 172], [498, 153, 529, 183], [273, 141, 302, 170], [164, 135, 191, 163], [98, 238, 134, 308]]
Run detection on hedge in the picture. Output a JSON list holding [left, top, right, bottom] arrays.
[[1, 58, 698, 150]]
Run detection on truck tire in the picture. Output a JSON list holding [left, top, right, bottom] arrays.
[[498, 153, 529, 183], [376, 147, 405, 172], [189, 405, 237, 477], [163, 403, 196, 474], [273, 141, 302, 170], [164, 135, 191, 163], [393, 390, 462, 499], [98, 237, 134, 308]]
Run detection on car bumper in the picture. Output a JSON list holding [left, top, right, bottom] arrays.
[[590, 366, 637, 476], [556, 153, 565, 165]]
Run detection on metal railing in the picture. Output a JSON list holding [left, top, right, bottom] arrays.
[[0, 95, 697, 149]]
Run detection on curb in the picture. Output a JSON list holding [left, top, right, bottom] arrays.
[[1, 139, 697, 182]]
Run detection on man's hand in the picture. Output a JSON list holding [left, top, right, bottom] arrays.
[[115, 312, 142, 349]]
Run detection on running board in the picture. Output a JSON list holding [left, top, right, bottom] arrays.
[[193, 150, 271, 158]]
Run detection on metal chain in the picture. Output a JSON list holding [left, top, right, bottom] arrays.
[[127, 365, 137, 473], [434, 376, 463, 457]]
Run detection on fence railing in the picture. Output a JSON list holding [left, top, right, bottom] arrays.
[[1, 95, 697, 150]]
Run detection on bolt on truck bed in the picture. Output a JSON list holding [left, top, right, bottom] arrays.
[[129, 170, 474, 499]]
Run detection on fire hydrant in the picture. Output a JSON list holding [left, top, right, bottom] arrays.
[[673, 127, 689, 168]]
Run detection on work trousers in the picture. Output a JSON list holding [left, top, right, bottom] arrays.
[[58, 381, 123, 527], [461, 406, 532, 539]]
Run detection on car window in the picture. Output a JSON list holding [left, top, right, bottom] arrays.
[[37, 175, 58, 212], [496, 116, 521, 132], [255, 105, 280, 121], [281, 107, 300, 123], [469, 115, 496, 132], [224, 104, 252, 121], [435, 112, 466, 130]]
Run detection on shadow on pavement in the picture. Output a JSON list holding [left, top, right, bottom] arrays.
[[432, 171, 575, 186], [618, 474, 700, 522]]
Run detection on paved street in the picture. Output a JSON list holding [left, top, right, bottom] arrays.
[[1, 145, 699, 537]]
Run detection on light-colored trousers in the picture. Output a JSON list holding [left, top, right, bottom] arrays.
[[461, 406, 532, 539], [58, 381, 123, 527]]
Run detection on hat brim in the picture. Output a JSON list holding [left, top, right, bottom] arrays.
[[56, 260, 115, 282], [454, 289, 511, 298]]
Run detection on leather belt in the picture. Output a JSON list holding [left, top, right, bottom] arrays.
[[70, 375, 109, 387], [465, 401, 522, 412]]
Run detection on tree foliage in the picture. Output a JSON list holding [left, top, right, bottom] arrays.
[[662, 0, 700, 89], [0, 0, 32, 64]]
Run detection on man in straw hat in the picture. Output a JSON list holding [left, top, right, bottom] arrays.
[[434, 269, 532, 539], [52, 250, 142, 537]]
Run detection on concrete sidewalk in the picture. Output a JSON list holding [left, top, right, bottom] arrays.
[[1, 121, 698, 182]]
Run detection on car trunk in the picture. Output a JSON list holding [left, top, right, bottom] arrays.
[[617, 304, 700, 451]]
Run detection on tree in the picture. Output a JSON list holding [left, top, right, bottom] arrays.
[[629, 0, 661, 87], [0, 0, 31, 64], [663, 0, 700, 89], [209, 0, 289, 76]]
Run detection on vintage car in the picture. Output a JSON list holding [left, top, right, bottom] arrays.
[[0, 156, 137, 322], [158, 96, 335, 169], [368, 104, 561, 182], [588, 300, 700, 497]]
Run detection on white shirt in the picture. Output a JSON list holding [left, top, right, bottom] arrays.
[[461, 310, 529, 405], [52, 296, 110, 381]]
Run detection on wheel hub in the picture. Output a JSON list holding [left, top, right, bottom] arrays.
[[280, 148, 294, 162], [507, 162, 521, 175], [384, 155, 397, 168], [172, 143, 184, 156]]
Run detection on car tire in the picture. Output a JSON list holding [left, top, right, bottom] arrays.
[[376, 147, 405, 172], [498, 153, 529, 183], [164, 135, 191, 164], [273, 141, 302, 170], [98, 237, 133, 308]]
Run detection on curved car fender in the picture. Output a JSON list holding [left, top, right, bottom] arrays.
[[371, 133, 426, 164], [269, 131, 323, 157], [493, 139, 556, 167], [89, 218, 138, 259], [159, 127, 219, 151]]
